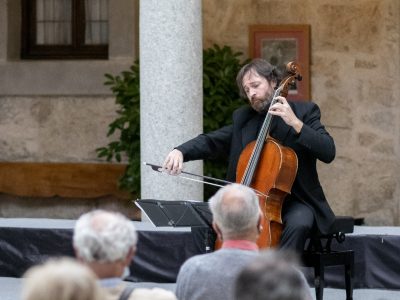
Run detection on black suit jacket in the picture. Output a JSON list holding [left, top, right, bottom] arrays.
[[176, 102, 336, 234]]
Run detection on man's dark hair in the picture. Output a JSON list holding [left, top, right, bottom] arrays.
[[236, 58, 282, 98], [234, 250, 311, 300]]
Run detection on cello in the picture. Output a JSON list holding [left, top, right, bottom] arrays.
[[236, 62, 302, 248]]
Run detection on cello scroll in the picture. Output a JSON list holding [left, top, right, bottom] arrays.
[[275, 62, 302, 99]]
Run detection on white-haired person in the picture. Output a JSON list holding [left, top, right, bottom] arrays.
[[21, 257, 103, 300], [234, 250, 313, 300], [175, 183, 262, 300], [73, 209, 177, 300]]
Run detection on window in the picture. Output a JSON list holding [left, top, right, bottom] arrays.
[[21, 0, 109, 59]]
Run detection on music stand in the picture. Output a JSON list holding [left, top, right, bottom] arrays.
[[135, 199, 212, 227], [135, 199, 215, 252]]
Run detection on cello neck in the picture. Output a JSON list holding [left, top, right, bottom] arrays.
[[240, 90, 281, 186]]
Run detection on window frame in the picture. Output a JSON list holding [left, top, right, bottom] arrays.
[[21, 0, 108, 59]]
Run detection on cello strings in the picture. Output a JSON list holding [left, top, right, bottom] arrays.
[[241, 87, 281, 186]]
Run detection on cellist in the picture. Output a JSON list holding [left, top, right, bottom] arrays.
[[163, 58, 336, 253]]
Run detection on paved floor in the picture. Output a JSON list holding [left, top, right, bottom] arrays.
[[313, 288, 400, 300], [2, 277, 400, 300]]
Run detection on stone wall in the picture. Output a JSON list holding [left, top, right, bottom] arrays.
[[1, 0, 400, 225], [0, 0, 138, 219], [203, 0, 400, 225], [0, 96, 117, 161]]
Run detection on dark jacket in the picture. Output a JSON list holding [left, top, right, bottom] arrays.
[[176, 101, 336, 234]]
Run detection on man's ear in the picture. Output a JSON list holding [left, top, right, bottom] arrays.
[[124, 246, 136, 266], [212, 222, 223, 241], [257, 212, 264, 233], [74, 248, 83, 262], [271, 79, 278, 89]]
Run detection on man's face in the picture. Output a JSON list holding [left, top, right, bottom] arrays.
[[242, 70, 276, 113]]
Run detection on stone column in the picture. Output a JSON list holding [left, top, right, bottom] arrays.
[[0, 0, 7, 62], [140, 0, 203, 203]]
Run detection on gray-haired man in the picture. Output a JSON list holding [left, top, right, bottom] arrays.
[[175, 183, 262, 300], [73, 209, 177, 300]]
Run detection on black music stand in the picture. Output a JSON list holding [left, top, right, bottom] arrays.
[[135, 199, 212, 227], [135, 199, 215, 252]]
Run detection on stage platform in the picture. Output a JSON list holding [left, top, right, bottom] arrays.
[[1, 218, 400, 291], [0, 218, 212, 283], [315, 225, 400, 290]]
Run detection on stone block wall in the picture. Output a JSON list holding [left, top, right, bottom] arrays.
[[0, 0, 399, 225], [0, 0, 138, 219], [203, 0, 400, 225], [0, 96, 117, 162]]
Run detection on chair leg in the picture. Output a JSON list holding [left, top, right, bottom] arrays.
[[345, 254, 354, 300], [314, 261, 324, 300]]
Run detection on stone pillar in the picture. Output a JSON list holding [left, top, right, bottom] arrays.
[[140, 0, 203, 203], [0, 0, 7, 62]]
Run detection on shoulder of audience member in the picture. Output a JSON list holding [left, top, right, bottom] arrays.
[[130, 287, 177, 300], [182, 252, 209, 265], [178, 252, 214, 274]]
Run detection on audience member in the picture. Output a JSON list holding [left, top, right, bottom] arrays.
[[73, 209, 177, 300], [175, 183, 262, 300], [234, 250, 312, 300], [21, 257, 102, 300]]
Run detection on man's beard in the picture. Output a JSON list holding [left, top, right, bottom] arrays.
[[250, 93, 274, 113]]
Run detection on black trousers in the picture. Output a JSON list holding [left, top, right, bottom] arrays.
[[279, 197, 315, 253]]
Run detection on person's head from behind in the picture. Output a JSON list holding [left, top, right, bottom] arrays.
[[73, 209, 137, 278], [236, 58, 281, 113], [21, 257, 102, 300], [234, 250, 311, 300], [209, 183, 262, 241]]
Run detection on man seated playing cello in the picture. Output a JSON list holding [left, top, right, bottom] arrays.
[[163, 58, 336, 253]]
